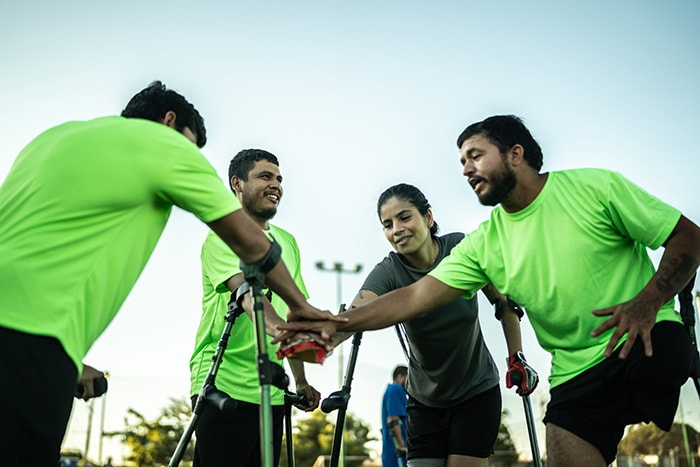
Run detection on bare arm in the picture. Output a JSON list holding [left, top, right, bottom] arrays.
[[327, 289, 381, 347], [288, 359, 320, 411], [387, 415, 407, 452], [338, 276, 462, 332], [591, 215, 700, 358], [273, 276, 464, 341], [480, 284, 524, 356], [500, 308, 524, 356]]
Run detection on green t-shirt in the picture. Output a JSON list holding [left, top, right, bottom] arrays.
[[190, 225, 308, 405], [430, 169, 681, 388], [0, 116, 240, 372]]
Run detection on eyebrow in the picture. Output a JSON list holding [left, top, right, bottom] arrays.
[[465, 147, 482, 157], [381, 209, 412, 223], [257, 170, 283, 183]]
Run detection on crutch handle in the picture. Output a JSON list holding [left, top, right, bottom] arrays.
[[510, 371, 522, 384], [204, 387, 238, 413], [321, 390, 349, 413], [285, 391, 309, 407], [75, 375, 108, 398]]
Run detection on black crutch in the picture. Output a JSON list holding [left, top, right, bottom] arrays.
[[169, 289, 246, 467], [511, 371, 543, 467], [321, 304, 362, 467], [284, 390, 308, 467], [389, 428, 407, 467], [170, 241, 288, 467], [679, 273, 700, 399]]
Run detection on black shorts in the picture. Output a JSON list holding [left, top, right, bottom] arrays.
[[191, 395, 285, 467], [543, 321, 692, 465], [0, 326, 78, 467], [406, 384, 501, 459]]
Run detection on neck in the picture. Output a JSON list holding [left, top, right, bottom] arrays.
[[501, 172, 548, 213], [404, 237, 439, 270], [246, 211, 269, 230]]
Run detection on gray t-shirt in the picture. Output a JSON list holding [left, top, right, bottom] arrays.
[[361, 232, 499, 407]]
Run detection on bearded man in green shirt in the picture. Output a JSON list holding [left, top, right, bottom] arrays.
[[276, 115, 700, 467]]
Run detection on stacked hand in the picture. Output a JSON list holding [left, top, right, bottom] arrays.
[[287, 303, 348, 325], [273, 318, 342, 351], [506, 351, 538, 396]]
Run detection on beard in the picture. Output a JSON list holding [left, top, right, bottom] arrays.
[[249, 205, 277, 220], [241, 192, 278, 220], [477, 163, 516, 206]]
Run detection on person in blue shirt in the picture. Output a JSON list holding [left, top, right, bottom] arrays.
[[382, 365, 408, 467]]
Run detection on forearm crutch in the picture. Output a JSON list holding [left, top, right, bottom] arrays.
[[511, 372, 543, 467], [679, 273, 700, 399], [168, 292, 245, 467], [389, 423, 407, 467], [284, 390, 308, 467], [321, 305, 362, 467], [241, 241, 289, 467]]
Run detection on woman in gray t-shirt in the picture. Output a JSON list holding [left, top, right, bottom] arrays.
[[349, 183, 531, 466]]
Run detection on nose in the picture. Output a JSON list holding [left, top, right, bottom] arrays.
[[462, 159, 475, 176], [268, 179, 282, 193]]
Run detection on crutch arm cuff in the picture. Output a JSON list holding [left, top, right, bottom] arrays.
[[495, 297, 525, 321], [239, 238, 282, 281]]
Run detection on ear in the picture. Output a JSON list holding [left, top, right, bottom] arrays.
[[425, 208, 435, 229], [508, 144, 525, 167], [159, 110, 178, 129], [230, 175, 242, 192]]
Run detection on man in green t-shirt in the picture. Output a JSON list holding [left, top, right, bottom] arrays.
[[189, 148, 322, 466], [276, 115, 700, 467], [0, 82, 336, 467]]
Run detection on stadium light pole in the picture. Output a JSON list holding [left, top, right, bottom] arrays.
[[315, 260, 362, 467]]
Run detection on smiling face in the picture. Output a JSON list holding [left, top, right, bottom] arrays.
[[459, 133, 517, 206], [379, 196, 434, 258], [233, 159, 283, 225]]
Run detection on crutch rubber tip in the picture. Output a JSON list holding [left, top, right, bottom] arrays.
[[276, 340, 330, 364]]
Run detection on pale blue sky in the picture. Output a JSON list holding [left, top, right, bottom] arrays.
[[2, 1, 699, 463]]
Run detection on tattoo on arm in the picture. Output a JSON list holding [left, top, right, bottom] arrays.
[[656, 254, 696, 296]]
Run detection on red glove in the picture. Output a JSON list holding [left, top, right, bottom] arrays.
[[276, 339, 330, 364], [506, 351, 539, 396]]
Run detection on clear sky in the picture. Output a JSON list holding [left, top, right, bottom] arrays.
[[2, 1, 699, 464]]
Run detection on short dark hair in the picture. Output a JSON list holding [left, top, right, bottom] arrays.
[[121, 81, 207, 148], [456, 115, 543, 171], [228, 149, 279, 193], [392, 365, 408, 380], [377, 183, 439, 237]]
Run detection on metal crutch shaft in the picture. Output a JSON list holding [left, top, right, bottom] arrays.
[[510, 372, 542, 467]]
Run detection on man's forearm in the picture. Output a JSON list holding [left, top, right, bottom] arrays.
[[288, 358, 306, 385], [501, 308, 523, 356], [645, 216, 700, 306]]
